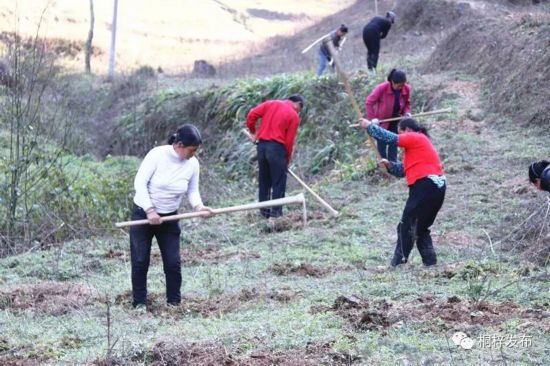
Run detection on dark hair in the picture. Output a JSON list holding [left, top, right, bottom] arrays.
[[338, 24, 348, 33], [387, 68, 407, 84], [288, 94, 305, 110], [168, 124, 202, 146], [528, 160, 550, 184], [386, 11, 396, 23], [399, 118, 429, 137]]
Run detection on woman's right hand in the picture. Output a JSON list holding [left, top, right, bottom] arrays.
[[378, 159, 391, 170], [146, 209, 162, 225]]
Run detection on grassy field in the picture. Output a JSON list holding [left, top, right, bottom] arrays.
[[0, 70, 549, 364], [0, 0, 549, 364]]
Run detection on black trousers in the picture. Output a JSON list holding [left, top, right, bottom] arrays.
[[130, 204, 182, 306], [392, 178, 446, 266], [362, 29, 380, 70], [257, 140, 288, 218], [377, 122, 398, 161]]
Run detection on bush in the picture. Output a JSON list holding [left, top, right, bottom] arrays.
[[111, 72, 387, 182], [0, 152, 138, 255]]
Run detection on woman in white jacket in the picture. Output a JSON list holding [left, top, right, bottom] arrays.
[[130, 124, 212, 308]]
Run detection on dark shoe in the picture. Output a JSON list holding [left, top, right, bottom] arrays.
[[390, 255, 407, 267], [417, 234, 437, 266]]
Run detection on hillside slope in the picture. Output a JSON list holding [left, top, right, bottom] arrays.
[[0, 0, 354, 73]]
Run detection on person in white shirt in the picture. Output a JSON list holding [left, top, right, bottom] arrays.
[[130, 124, 213, 308]]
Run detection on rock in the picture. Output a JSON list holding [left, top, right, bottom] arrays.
[[192, 60, 216, 77], [466, 108, 485, 122]]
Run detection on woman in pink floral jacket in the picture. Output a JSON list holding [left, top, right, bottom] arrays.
[[365, 69, 411, 162]]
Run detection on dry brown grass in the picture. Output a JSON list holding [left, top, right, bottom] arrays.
[[0, 0, 354, 74], [0, 282, 99, 315]]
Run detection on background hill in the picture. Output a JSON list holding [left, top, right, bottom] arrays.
[[0, 0, 549, 364], [0, 0, 355, 73]]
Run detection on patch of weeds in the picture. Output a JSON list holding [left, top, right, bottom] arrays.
[[0, 338, 9, 352], [59, 335, 84, 349], [269, 262, 329, 277], [456, 260, 500, 280]]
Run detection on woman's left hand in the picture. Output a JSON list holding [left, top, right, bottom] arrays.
[[360, 118, 379, 129], [359, 118, 371, 129], [194, 205, 215, 218]]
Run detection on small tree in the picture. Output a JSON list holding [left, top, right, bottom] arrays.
[[0, 17, 73, 255]]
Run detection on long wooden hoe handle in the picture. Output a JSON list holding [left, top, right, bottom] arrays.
[[242, 129, 339, 217], [115, 194, 306, 228], [301, 32, 331, 54], [347, 108, 453, 128], [323, 37, 383, 162], [286, 169, 339, 217]]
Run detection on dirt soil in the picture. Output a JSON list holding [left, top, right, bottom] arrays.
[[314, 294, 550, 332], [102, 245, 261, 266], [269, 262, 329, 277], [145, 340, 359, 366], [0, 282, 98, 316], [268, 262, 355, 278], [115, 287, 301, 317], [258, 212, 318, 233]]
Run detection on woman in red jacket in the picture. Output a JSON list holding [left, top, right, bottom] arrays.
[[360, 117, 445, 267], [365, 69, 411, 162]]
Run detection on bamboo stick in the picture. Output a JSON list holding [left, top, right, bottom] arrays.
[[347, 108, 452, 128], [115, 194, 305, 228], [323, 37, 382, 161], [242, 129, 339, 217], [301, 33, 331, 54], [287, 170, 339, 217]]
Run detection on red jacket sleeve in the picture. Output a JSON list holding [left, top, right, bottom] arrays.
[[397, 132, 418, 148], [365, 84, 383, 119], [284, 114, 300, 163], [246, 102, 267, 134]]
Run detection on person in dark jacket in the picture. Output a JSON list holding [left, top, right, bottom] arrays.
[[317, 24, 348, 76], [360, 117, 446, 267], [528, 160, 550, 192], [362, 11, 395, 71], [246, 94, 305, 218]]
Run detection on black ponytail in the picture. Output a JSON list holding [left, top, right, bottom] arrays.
[[168, 124, 202, 146], [528, 160, 550, 184], [399, 118, 429, 137], [387, 68, 407, 84]]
